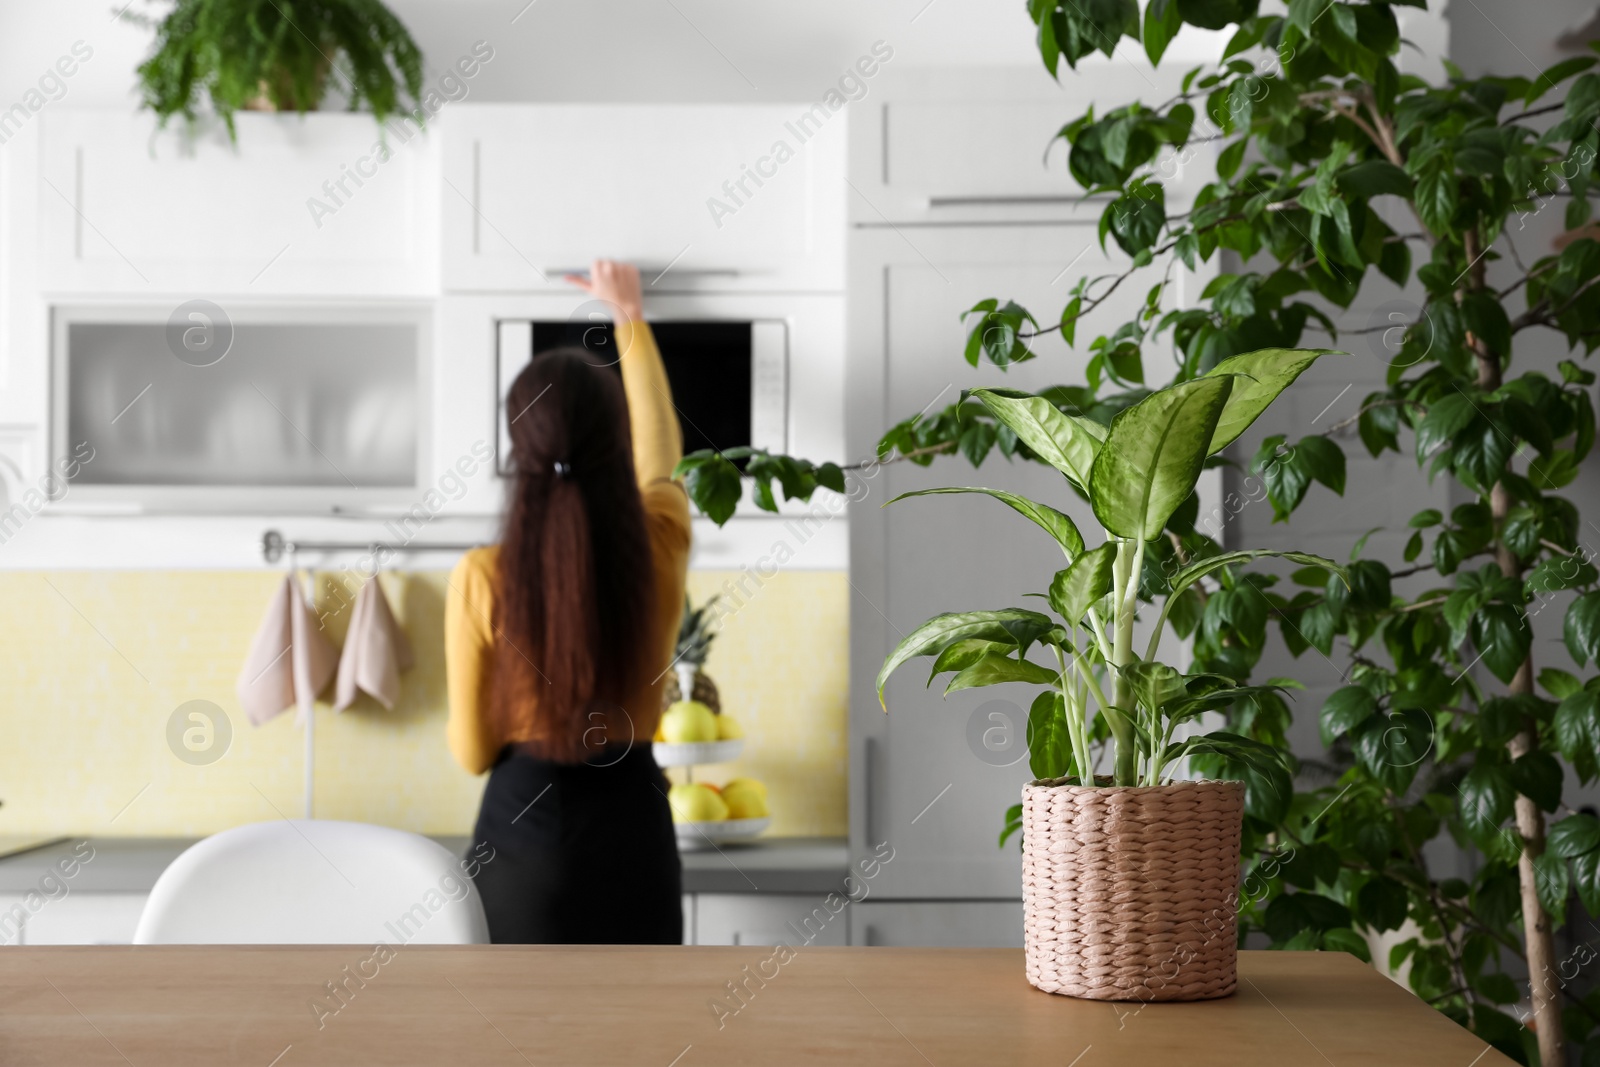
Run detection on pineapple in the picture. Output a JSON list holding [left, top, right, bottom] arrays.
[[662, 595, 722, 714]]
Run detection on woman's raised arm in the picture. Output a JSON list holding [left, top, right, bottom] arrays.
[[563, 260, 682, 487]]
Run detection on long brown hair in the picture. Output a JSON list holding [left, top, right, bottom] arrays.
[[492, 349, 656, 762]]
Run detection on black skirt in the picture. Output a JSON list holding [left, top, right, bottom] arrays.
[[469, 742, 683, 945]]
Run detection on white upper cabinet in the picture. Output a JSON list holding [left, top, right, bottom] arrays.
[[849, 64, 1197, 224], [33, 110, 439, 296], [439, 105, 844, 293]]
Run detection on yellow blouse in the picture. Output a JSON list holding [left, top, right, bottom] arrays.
[[444, 320, 692, 774]]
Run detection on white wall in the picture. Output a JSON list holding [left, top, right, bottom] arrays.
[[0, 0, 1232, 116]]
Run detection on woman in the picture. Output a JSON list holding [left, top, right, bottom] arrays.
[[445, 260, 690, 944]]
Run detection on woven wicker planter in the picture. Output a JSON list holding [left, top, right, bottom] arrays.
[[1020, 778, 1244, 1002]]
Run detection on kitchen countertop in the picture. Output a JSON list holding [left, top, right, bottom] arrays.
[[0, 947, 1511, 1065], [0, 835, 849, 896]]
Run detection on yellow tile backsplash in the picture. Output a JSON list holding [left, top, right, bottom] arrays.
[[0, 569, 848, 840]]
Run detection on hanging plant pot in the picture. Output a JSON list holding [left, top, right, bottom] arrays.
[[1021, 778, 1244, 1002], [240, 55, 334, 113]]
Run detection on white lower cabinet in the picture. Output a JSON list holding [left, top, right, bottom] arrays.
[[849, 901, 1023, 948], [0, 893, 147, 945], [691, 893, 850, 948]]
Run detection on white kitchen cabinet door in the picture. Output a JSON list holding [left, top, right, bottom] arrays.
[[849, 65, 1196, 225], [0, 896, 24, 945], [15, 893, 147, 945], [33, 110, 438, 296], [846, 224, 1217, 899], [693, 893, 850, 948], [850, 901, 1023, 948], [439, 105, 844, 294]]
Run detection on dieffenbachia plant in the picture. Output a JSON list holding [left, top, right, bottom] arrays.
[[872, 352, 1345, 814]]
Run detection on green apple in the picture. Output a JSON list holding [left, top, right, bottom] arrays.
[[668, 782, 728, 823], [660, 700, 719, 744]]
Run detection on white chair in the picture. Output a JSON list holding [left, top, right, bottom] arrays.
[[133, 819, 490, 945]]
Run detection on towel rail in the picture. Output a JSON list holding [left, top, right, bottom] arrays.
[[261, 529, 481, 564]]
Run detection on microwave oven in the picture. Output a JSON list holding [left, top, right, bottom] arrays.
[[494, 318, 788, 475]]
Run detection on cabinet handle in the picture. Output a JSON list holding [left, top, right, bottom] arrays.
[[863, 736, 878, 848], [546, 267, 744, 279], [470, 140, 482, 255], [921, 194, 1111, 208]]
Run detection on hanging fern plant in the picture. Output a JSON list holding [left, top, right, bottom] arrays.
[[129, 0, 425, 139]]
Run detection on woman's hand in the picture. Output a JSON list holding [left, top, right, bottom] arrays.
[[564, 260, 643, 325]]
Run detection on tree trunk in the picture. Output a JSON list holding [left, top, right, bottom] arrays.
[[1467, 229, 1563, 1067]]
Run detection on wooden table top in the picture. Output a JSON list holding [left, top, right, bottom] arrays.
[[1, 946, 1512, 1066]]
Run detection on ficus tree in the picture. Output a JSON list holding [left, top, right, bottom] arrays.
[[674, 1, 1600, 1062]]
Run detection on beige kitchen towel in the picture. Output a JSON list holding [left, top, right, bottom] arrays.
[[333, 576, 415, 711], [236, 575, 338, 726]]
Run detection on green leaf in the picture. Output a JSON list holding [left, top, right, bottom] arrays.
[[1357, 877, 1409, 933], [1414, 393, 1476, 460], [971, 389, 1104, 490], [1526, 553, 1599, 598], [1320, 685, 1378, 746], [1288, 0, 1333, 35], [1320, 927, 1372, 963], [1461, 292, 1512, 359], [1553, 689, 1600, 771], [1415, 163, 1459, 234], [1171, 730, 1293, 822], [1121, 660, 1187, 715], [878, 609, 1057, 708], [1048, 542, 1117, 627], [1176, 0, 1260, 31], [1106, 184, 1166, 257], [1336, 159, 1413, 199], [945, 653, 1060, 695], [1538, 667, 1582, 700], [1470, 603, 1532, 685], [1508, 751, 1563, 813], [1458, 762, 1515, 841], [1534, 851, 1570, 927], [1352, 709, 1433, 793], [1574, 851, 1600, 916], [1155, 549, 1345, 647], [1294, 436, 1347, 495], [678, 452, 743, 526], [887, 487, 1085, 560], [1529, 450, 1580, 490], [928, 639, 1013, 683], [1548, 814, 1600, 859], [1204, 349, 1336, 453], [999, 802, 1023, 848], [1565, 591, 1600, 666], [1027, 690, 1073, 780], [1528, 56, 1596, 104], [1089, 375, 1234, 540]]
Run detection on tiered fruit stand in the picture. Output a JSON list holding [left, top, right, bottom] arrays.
[[654, 737, 771, 851]]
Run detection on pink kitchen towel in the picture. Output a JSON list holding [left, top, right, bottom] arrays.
[[236, 575, 338, 725], [333, 576, 414, 711]]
